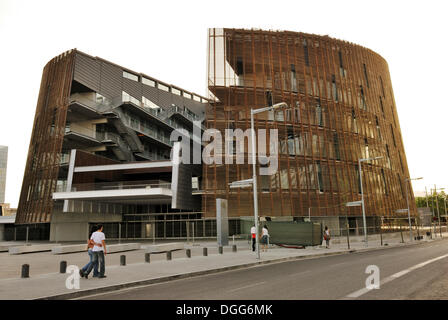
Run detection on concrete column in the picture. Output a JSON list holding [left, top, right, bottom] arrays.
[[0, 224, 4, 241]]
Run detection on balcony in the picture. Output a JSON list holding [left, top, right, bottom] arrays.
[[53, 180, 172, 204]]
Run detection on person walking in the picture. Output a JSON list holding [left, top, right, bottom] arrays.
[[250, 225, 256, 252], [260, 225, 269, 252], [84, 224, 107, 278], [324, 226, 331, 249], [79, 225, 99, 279]]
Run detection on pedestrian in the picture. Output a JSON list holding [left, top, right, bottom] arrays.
[[84, 224, 107, 278], [324, 226, 331, 248], [79, 225, 99, 279], [260, 225, 269, 252], [250, 225, 256, 252]]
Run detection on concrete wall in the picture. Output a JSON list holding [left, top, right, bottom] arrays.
[[310, 216, 340, 236], [50, 211, 122, 242]]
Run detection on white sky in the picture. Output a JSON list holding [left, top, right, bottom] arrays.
[[0, 0, 446, 207]]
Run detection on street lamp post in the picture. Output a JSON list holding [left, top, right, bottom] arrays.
[[404, 177, 423, 242], [250, 102, 288, 259], [358, 156, 383, 247], [435, 185, 442, 238]]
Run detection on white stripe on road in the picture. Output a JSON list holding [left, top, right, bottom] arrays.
[[345, 253, 448, 299], [227, 281, 266, 293]]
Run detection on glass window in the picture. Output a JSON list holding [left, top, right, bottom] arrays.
[[122, 91, 140, 106], [303, 39, 310, 66], [363, 64, 369, 88], [193, 95, 201, 102], [142, 96, 160, 110], [183, 91, 192, 99], [123, 71, 139, 82], [142, 77, 155, 87], [158, 83, 170, 92], [290, 64, 297, 92], [172, 88, 181, 96]]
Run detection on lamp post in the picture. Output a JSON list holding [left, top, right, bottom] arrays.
[[438, 187, 446, 235], [434, 185, 443, 237], [404, 177, 423, 242], [358, 156, 383, 247], [250, 102, 288, 259]]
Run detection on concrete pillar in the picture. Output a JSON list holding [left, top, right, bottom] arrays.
[[0, 224, 4, 241]]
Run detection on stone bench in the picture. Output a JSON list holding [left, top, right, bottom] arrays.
[[0, 244, 23, 252], [9, 244, 61, 255], [142, 242, 185, 253], [52, 243, 141, 254], [107, 243, 141, 253], [52, 244, 86, 254]]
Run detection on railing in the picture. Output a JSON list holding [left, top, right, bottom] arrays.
[[70, 180, 171, 192], [96, 131, 130, 151], [69, 93, 204, 134]]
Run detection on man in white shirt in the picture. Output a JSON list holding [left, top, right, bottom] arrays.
[[84, 224, 107, 278]]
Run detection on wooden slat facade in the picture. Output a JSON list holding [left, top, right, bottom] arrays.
[[204, 28, 417, 220]]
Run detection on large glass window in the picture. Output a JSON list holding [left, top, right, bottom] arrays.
[[183, 91, 192, 99], [303, 39, 310, 67], [316, 101, 323, 127], [142, 96, 160, 110], [290, 64, 297, 92], [158, 83, 170, 92], [122, 91, 140, 106], [363, 63, 369, 88], [142, 77, 155, 87], [123, 71, 139, 82]]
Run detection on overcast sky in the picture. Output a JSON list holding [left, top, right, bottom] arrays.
[[0, 0, 446, 207]]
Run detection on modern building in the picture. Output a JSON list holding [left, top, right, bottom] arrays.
[[14, 28, 417, 240], [0, 145, 7, 204], [15, 49, 209, 241], [204, 28, 417, 234]]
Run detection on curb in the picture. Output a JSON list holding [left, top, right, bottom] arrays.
[[35, 239, 435, 300]]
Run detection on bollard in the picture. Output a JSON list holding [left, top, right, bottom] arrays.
[[21, 264, 29, 278], [166, 251, 172, 261], [120, 255, 126, 266], [186, 249, 191, 258], [218, 246, 223, 254], [60, 261, 67, 273], [232, 245, 237, 252], [145, 253, 150, 263], [203, 247, 208, 256]]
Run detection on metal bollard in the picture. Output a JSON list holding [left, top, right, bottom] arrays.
[[232, 245, 237, 252], [120, 255, 126, 266], [166, 251, 172, 260], [218, 246, 223, 254], [145, 253, 150, 263], [21, 264, 29, 278], [186, 249, 191, 258], [60, 261, 67, 273], [203, 247, 208, 256]]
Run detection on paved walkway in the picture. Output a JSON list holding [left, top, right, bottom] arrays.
[[0, 233, 444, 300]]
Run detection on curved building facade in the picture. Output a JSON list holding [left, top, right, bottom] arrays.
[[205, 28, 416, 230]]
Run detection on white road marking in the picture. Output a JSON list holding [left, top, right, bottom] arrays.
[[345, 253, 448, 299], [227, 281, 267, 293]]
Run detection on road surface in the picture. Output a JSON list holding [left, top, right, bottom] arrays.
[[82, 239, 448, 300]]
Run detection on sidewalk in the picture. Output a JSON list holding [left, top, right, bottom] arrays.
[[0, 234, 443, 300]]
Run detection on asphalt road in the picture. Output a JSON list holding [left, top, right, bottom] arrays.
[[83, 239, 448, 300]]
